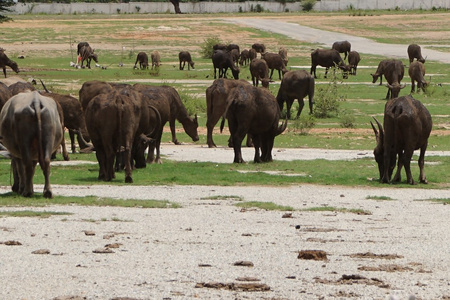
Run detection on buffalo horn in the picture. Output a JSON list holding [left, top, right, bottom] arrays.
[[147, 105, 161, 138], [373, 117, 384, 143], [39, 79, 51, 93]]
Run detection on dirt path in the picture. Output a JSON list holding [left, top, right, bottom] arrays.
[[226, 18, 450, 63]]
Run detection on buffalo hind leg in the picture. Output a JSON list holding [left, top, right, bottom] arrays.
[[252, 135, 262, 163], [418, 146, 428, 184]]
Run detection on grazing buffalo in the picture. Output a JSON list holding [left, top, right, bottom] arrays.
[[132, 84, 199, 164], [371, 95, 432, 185], [278, 47, 288, 66], [151, 50, 161, 69], [8, 81, 36, 96], [205, 78, 251, 148], [332, 40, 351, 60], [0, 91, 64, 198], [239, 49, 250, 66], [79, 80, 117, 112], [77, 42, 89, 56], [0, 82, 12, 111], [310, 49, 350, 79], [84, 87, 143, 183], [371, 59, 391, 85], [383, 59, 406, 99], [134, 52, 149, 70], [408, 61, 427, 93], [261, 52, 288, 80], [248, 48, 257, 61], [179, 51, 195, 70], [277, 70, 315, 119], [79, 45, 98, 69], [251, 43, 266, 54], [225, 85, 287, 163], [348, 51, 361, 75], [0, 49, 19, 78], [40, 92, 91, 153], [212, 50, 240, 80], [250, 58, 271, 88], [407, 44, 425, 64]]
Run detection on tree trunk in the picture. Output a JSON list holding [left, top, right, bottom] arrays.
[[169, 0, 182, 14]]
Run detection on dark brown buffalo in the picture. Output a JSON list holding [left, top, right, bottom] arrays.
[[248, 48, 257, 61], [276, 70, 315, 119], [383, 59, 406, 99], [408, 61, 427, 93], [0, 49, 19, 78], [205, 78, 251, 148], [348, 51, 361, 75], [278, 47, 288, 66], [371, 95, 432, 185], [79, 45, 98, 69], [179, 51, 195, 70], [151, 50, 161, 69], [261, 52, 288, 80], [134, 51, 149, 70], [251, 43, 266, 54], [225, 85, 286, 163], [0, 91, 64, 198], [331, 40, 351, 60], [212, 50, 240, 80], [407, 44, 425, 64], [84, 87, 142, 183], [8, 81, 36, 96], [40, 92, 91, 153], [79, 80, 116, 112], [239, 49, 250, 66], [310, 49, 350, 79], [77, 42, 89, 56], [227, 44, 240, 53], [132, 84, 199, 164], [249, 58, 271, 88], [0, 82, 12, 112], [371, 59, 391, 85]]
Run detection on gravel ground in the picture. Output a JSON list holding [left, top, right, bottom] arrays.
[[1, 144, 449, 300]]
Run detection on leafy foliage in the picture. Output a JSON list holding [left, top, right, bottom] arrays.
[[200, 37, 223, 59], [301, 0, 316, 12], [0, 0, 14, 23]]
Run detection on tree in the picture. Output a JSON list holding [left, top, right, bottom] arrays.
[[0, 0, 14, 23], [169, 0, 182, 14]]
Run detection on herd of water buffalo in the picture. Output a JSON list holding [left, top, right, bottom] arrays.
[[0, 40, 433, 198]]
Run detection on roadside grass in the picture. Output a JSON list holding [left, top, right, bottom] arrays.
[[0, 193, 180, 208], [301, 206, 372, 215], [0, 210, 72, 218], [422, 198, 450, 204], [200, 195, 244, 201], [1, 155, 448, 189], [366, 195, 395, 201], [235, 201, 295, 211]]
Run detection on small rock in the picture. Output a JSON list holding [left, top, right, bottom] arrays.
[[32, 249, 51, 255], [295, 225, 301, 229], [233, 261, 254, 267], [83, 231, 95, 236], [4, 240, 22, 246], [282, 213, 293, 218], [93, 248, 114, 254]]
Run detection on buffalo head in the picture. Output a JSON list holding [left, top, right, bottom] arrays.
[[370, 117, 395, 182]]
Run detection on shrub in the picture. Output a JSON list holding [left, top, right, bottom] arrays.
[[293, 114, 316, 135], [301, 0, 316, 12], [339, 111, 356, 128], [313, 77, 347, 118], [200, 37, 223, 59], [178, 89, 207, 115]]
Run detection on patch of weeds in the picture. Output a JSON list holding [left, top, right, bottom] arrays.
[[200, 37, 225, 59], [313, 77, 347, 118], [423, 198, 450, 204], [0, 210, 72, 218], [339, 110, 356, 128], [366, 195, 395, 201], [302, 206, 371, 215], [235, 201, 294, 211], [200, 195, 244, 201], [293, 114, 316, 135]]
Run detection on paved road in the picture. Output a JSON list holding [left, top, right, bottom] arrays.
[[226, 18, 450, 64]]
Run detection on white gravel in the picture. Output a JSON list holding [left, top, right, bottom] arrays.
[[1, 144, 449, 300]]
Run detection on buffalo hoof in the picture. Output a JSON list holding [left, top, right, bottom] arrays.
[[420, 178, 428, 184], [125, 176, 133, 183], [43, 189, 53, 199]]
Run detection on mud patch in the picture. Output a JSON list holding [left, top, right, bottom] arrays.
[[298, 250, 328, 261], [349, 252, 403, 260], [195, 282, 270, 291], [316, 274, 390, 288]]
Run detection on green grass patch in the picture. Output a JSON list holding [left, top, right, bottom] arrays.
[[366, 195, 395, 201], [235, 201, 295, 211], [423, 198, 450, 204], [0, 193, 180, 208], [302, 206, 372, 215], [200, 195, 244, 201], [0, 210, 71, 218]]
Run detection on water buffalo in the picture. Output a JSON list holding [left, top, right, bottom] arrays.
[[261, 52, 288, 80], [0, 49, 19, 78], [407, 44, 425, 64], [84, 87, 143, 183], [134, 52, 149, 70], [77, 42, 89, 56], [239, 49, 250, 66], [248, 48, 257, 61], [40, 91, 91, 153], [277, 70, 315, 119], [371, 59, 391, 85], [79, 80, 118, 112], [212, 50, 240, 80], [205, 78, 251, 148], [278, 47, 288, 66], [251, 43, 266, 54], [332, 40, 351, 60], [8, 81, 35, 96], [249, 58, 271, 88], [225, 85, 287, 163], [179, 51, 195, 70], [310, 49, 350, 79], [151, 50, 161, 69], [383, 59, 406, 99], [0, 91, 64, 198], [408, 61, 427, 93], [79, 45, 98, 69], [0, 82, 12, 111], [371, 95, 432, 185], [348, 51, 361, 75], [132, 83, 199, 164]]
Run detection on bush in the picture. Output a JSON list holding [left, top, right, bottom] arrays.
[[301, 0, 316, 12], [339, 111, 356, 128], [313, 77, 347, 118], [178, 89, 207, 115], [293, 114, 316, 135], [200, 37, 223, 59]]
